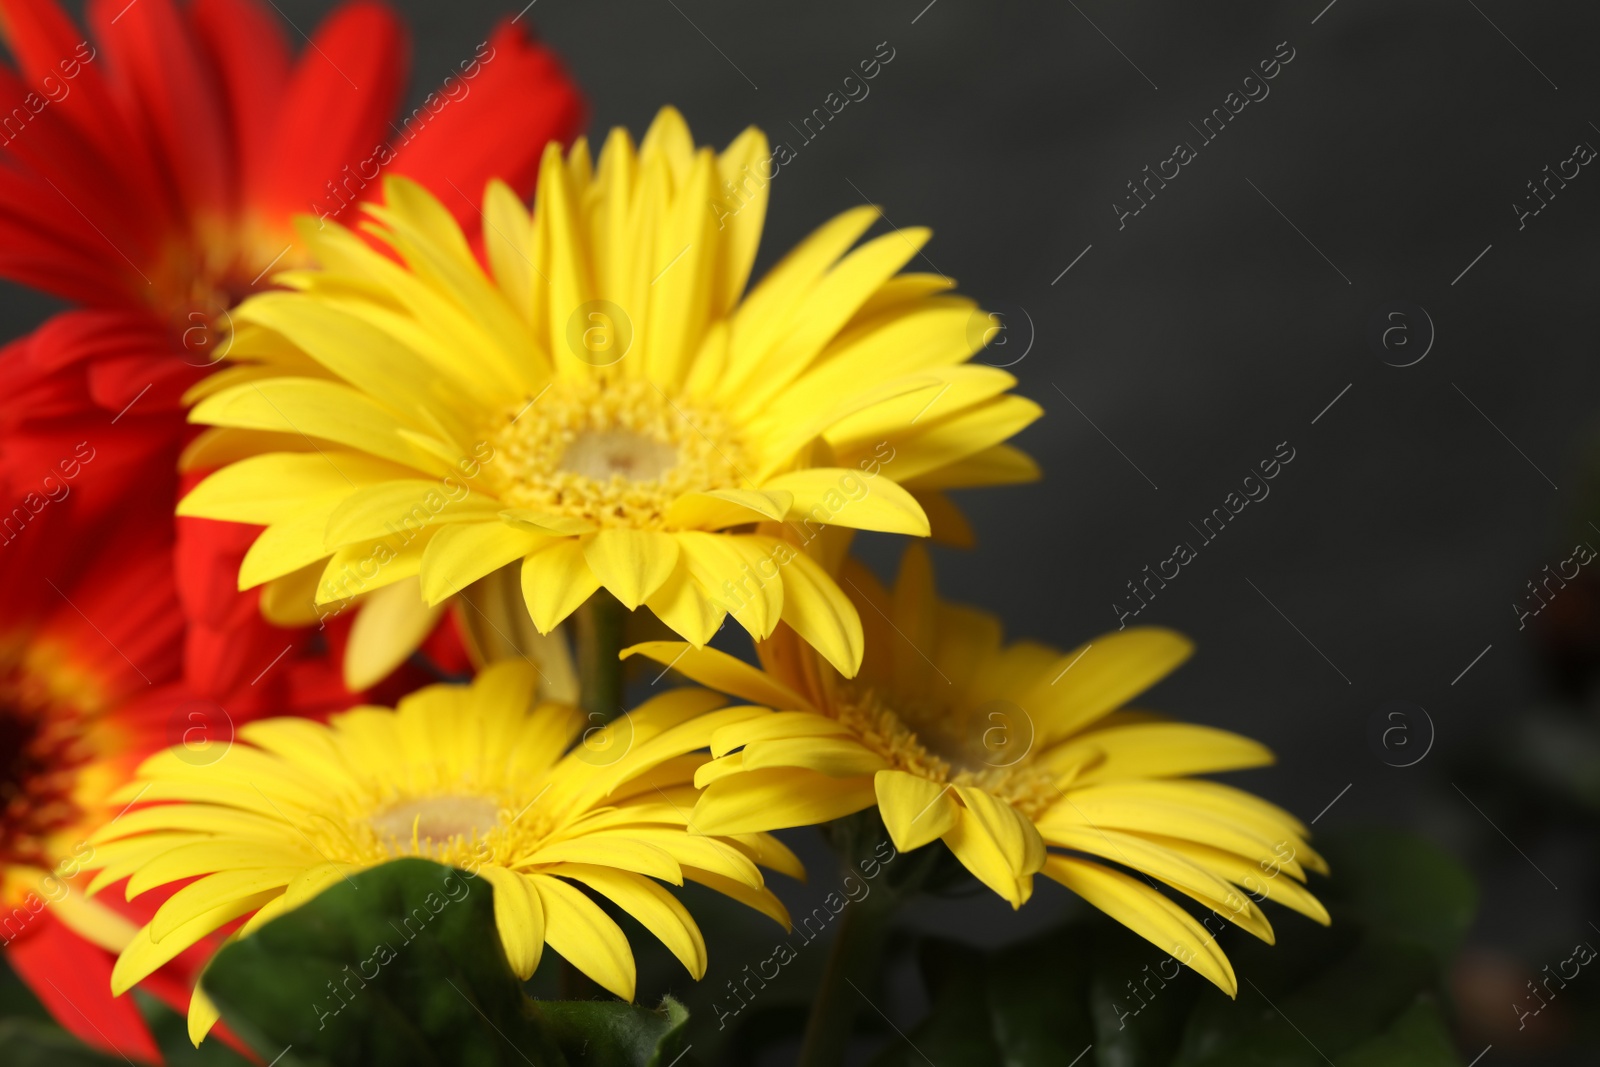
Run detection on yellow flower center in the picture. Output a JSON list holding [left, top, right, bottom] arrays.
[[294, 778, 564, 873], [835, 687, 1060, 820], [368, 795, 502, 849], [484, 377, 749, 529]]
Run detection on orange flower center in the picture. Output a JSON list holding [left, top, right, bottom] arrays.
[[484, 377, 748, 530], [149, 220, 305, 367], [368, 795, 502, 850], [834, 686, 1060, 820], [0, 672, 90, 889]]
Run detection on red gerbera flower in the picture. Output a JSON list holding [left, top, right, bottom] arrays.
[[0, 0, 583, 375], [0, 2, 580, 1056], [0, 0, 583, 691], [0, 491, 193, 1062], [0, 484, 437, 1062]]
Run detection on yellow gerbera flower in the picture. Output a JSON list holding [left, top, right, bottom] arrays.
[[178, 106, 1041, 685], [86, 661, 800, 1044], [625, 546, 1328, 997]]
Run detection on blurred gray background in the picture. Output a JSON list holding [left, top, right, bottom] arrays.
[[20, 1, 1600, 1062]]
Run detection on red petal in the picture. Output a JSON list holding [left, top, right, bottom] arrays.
[[4, 913, 164, 1064], [189, 0, 291, 191], [0, 163, 126, 303], [251, 1, 406, 223], [0, 67, 166, 293], [383, 19, 585, 228], [85, 0, 232, 216], [0, 0, 162, 187]]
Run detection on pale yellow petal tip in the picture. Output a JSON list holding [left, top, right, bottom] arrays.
[[1114, 625, 1197, 662], [646, 104, 690, 138], [109, 955, 137, 998], [1301, 850, 1331, 878], [1011, 450, 1044, 483], [376, 173, 430, 212], [188, 986, 222, 1047]]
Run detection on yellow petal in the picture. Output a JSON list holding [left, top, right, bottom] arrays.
[[127, 841, 319, 899], [673, 532, 784, 640], [710, 710, 851, 758], [682, 866, 790, 929], [885, 394, 1044, 484], [711, 125, 770, 314], [237, 491, 350, 589], [1023, 628, 1195, 744], [692, 767, 876, 835], [420, 522, 548, 605], [1042, 856, 1238, 997], [260, 563, 333, 627], [1048, 723, 1274, 785], [1041, 826, 1271, 941], [945, 787, 1046, 908], [1039, 792, 1303, 882], [644, 560, 726, 645], [582, 529, 680, 609], [521, 539, 602, 633], [621, 642, 815, 712], [741, 736, 888, 777], [345, 577, 446, 690], [483, 179, 535, 321], [776, 547, 864, 677], [188, 985, 222, 1047], [728, 833, 807, 882], [112, 891, 278, 994], [49, 894, 138, 954], [764, 468, 930, 536], [478, 867, 546, 980], [533, 874, 636, 1000], [1149, 836, 1331, 926], [189, 378, 437, 474], [664, 488, 793, 530], [875, 770, 958, 853], [324, 480, 505, 546], [553, 864, 707, 979], [150, 870, 300, 943], [530, 836, 681, 885], [499, 509, 596, 536], [178, 451, 404, 524], [898, 442, 1039, 491]]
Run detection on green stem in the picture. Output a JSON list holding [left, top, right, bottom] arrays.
[[796, 878, 895, 1067], [575, 589, 628, 724]]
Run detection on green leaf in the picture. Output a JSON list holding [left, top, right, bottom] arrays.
[[1315, 830, 1477, 964], [203, 858, 694, 1067], [988, 926, 1098, 1065], [1339, 997, 1462, 1067], [0, 1019, 126, 1067], [539, 998, 694, 1067], [134, 991, 256, 1066], [1178, 942, 1439, 1067], [868, 942, 1002, 1066], [869, 932, 1099, 1066], [878, 830, 1474, 1067]]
